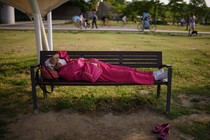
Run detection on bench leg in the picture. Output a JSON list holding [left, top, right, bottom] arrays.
[[166, 66, 172, 113], [166, 84, 171, 113], [157, 85, 161, 97], [42, 85, 48, 99]]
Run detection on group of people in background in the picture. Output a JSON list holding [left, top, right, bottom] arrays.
[[79, 12, 101, 29], [77, 12, 127, 29], [79, 12, 98, 29], [77, 11, 197, 36]]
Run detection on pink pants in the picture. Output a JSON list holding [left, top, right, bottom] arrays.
[[97, 61, 154, 85]]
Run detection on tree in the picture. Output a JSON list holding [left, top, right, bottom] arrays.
[[188, 0, 208, 23], [110, 0, 127, 16], [168, 0, 185, 24], [71, 0, 89, 15], [124, 1, 154, 19], [89, 0, 99, 11]]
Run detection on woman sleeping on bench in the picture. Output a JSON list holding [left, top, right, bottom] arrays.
[[45, 51, 168, 85]]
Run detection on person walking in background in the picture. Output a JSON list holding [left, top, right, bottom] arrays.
[[122, 16, 127, 27], [188, 12, 197, 35], [92, 12, 98, 29], [79, 13, 84, 29], [84, 19, 90, 29], [102, 15, 109, 26], [179, 18, 185, 26]]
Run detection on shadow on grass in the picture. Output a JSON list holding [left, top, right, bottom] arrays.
[[177, 121, 210, 140], [0, 57, 36, 117]]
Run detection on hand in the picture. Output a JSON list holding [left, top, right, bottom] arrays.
[[55, 62, 63, 70]]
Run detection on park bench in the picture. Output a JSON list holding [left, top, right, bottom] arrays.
[[30, 51, 172, 113]]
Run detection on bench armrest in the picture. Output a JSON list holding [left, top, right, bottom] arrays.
[[30, 64, 39, 69], [160, 65, 172, 113], [30, 64, 40, 81], [160, 64, 172, 69], [160, 64, 172, 74], [158, 64, 172, 83]]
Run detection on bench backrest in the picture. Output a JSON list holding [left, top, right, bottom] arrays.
[[40, 51, 162, 68]]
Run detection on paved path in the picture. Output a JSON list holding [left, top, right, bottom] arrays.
[[1, 20, 210, 35]]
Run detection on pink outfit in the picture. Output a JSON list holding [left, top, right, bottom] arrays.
[[56, 51, 154, 85], [56, 51, 71, 63], [58, 57, 154, 85], [97, 61, 154, 85]]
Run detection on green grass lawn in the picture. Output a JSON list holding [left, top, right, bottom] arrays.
[[0, 30, 209, 111], [0, 30, 210, 139]]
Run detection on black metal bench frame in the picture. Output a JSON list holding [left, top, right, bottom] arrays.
[[30, 51, 172, 113]]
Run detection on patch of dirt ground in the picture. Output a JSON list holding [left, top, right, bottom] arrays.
[[3, 93, 210, 140], [2, 109, 193, 140]]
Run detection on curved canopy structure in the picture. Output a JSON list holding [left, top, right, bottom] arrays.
[[0, 0, 70, 63], [0, 0, 68, 18]]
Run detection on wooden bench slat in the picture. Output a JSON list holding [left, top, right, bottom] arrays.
[[40, 51, 162, 67]]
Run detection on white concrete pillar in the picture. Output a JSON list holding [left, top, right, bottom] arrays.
[[33, 13, 42, 63], [0, 4, 15, 24], [47, 12, 53, 51]]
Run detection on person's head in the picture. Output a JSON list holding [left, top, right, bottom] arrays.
[[49, 54, 59, 65]]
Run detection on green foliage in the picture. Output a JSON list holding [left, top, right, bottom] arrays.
[[124, 1, 154, 17], [89, 0, 99, 11], [112, 0, 209, 25], [71, 0, 90, 12]]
